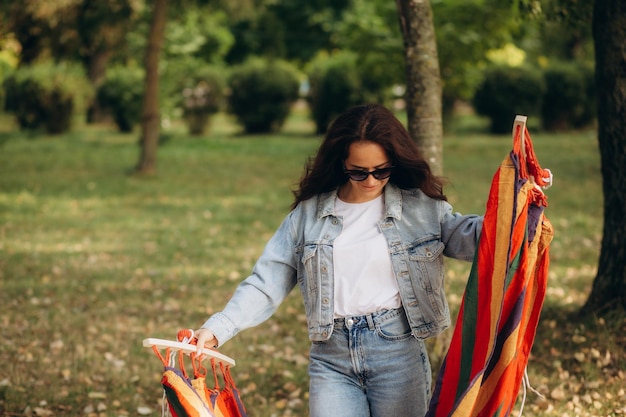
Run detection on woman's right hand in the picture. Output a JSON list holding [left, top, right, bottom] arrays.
[[195, 327, 219, 352]]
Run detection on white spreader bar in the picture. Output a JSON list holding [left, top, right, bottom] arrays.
[[143, 338, 236, 367]]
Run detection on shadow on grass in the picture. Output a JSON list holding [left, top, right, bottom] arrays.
[[0, 132, 12, 147], [532, 303, 625, 379], [0, 129, 46, 146]]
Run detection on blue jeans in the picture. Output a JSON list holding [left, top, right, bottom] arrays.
[[308, 307, 432, 417]]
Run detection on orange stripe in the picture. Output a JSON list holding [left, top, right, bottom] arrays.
[[162, 369, 214, 417]]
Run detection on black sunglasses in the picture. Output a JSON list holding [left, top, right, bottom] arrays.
[[343, 165, 394, 181]]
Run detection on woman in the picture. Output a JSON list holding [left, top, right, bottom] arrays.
[[194, 104, 482, 417]]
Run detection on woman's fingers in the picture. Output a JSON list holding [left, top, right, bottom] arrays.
[[195, 328, 218, 354]]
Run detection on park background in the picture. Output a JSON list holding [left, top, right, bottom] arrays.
[[0, 1, 624, 417]]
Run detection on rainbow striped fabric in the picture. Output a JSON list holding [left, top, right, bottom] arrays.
[[162, 367, 215, 417], [426, 125, 554, 417], [151, 342, 247, 417]]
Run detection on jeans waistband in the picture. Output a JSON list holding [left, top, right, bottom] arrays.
[[333, 307, 406, 331]]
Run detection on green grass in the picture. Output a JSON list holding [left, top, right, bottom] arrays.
[[0, 110, 623, 417]]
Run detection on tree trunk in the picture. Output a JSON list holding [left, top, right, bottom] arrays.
[[395, 0, 444, 176], [395, 0, 448, 376], [581, 0, 626, 315], [84, 49, 113, 123], [135, 0, 168, 175]]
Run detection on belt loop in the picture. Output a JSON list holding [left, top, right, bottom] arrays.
[[366, 313, 375, 330]]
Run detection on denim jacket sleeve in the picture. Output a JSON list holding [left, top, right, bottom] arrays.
[[201, 210, 299, 347], [440, 200, 483, 261]]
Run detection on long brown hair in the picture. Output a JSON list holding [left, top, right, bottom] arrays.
[[292, 104, 446, 209]]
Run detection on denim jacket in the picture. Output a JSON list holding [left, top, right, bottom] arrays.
[[203, 183, 483, 345]]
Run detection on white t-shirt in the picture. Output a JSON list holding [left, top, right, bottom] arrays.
[[333, 194, 401, 317]]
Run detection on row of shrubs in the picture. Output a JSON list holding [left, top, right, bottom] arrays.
[[3, 63, 92, 134], [2, 57, 595, 136], [2, 58, 300, 135], [473, 62, 596, 133]]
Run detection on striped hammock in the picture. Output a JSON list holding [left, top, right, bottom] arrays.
[[426, 122, 554, 417], [150, 330, 247, 417]]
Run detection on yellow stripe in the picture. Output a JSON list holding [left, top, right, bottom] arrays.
[[163, 370, 214, 417]]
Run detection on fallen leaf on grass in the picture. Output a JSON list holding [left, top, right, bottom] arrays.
[[50, 339, 64, 350], [33, 407, 54, 417], [137, 406, 153, 415], [550, 386, 565, 400], [274, 399, 287, 409]]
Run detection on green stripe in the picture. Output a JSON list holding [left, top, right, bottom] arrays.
[[504, 228, 527, 291], [456, 246, 481, 401]]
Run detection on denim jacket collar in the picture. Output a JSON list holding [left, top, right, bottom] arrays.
[[316, 184, 403, 220]]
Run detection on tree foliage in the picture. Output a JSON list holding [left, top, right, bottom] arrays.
[[1, 0, 138, 66], [432, 0, 519, 109], [335, 0, 405, 98], [223, 0, 350, 64]]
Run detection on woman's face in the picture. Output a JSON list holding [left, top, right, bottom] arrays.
[[341, 141, 392, 203]]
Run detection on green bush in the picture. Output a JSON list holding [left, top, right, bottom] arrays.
[[97, 66, 144, 132], [306, 51, 365, 135], [0, 59, 16, 112], [541, 62, 596, 131], [178, 65, 226, 135], [3, 62, 92, 134], [228, 57, 300, 134], [473, 65, 545, 134], [3, 74, 40, 129]]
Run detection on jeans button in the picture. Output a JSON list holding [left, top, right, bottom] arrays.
[[347, 319, 354, 326]]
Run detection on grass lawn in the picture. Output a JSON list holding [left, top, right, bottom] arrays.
[[0, 109, 624, 417]]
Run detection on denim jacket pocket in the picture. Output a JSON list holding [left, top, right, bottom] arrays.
[[296, 244, 319, 323], [407, 240, 447, 319], [298, 245, 318, 288]]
